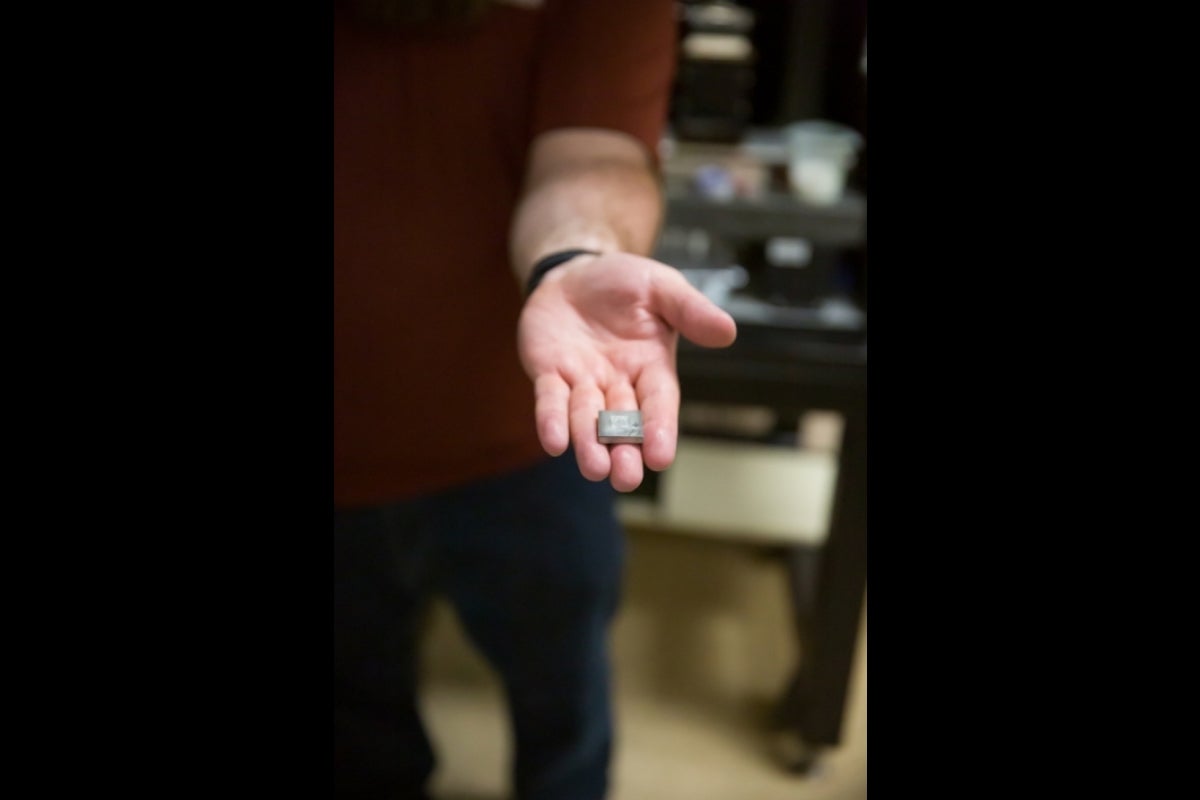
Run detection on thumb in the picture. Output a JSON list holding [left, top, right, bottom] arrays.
[[651, 267, 738, 348]]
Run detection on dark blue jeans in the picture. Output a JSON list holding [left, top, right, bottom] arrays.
[[334, 452, 624, 800]]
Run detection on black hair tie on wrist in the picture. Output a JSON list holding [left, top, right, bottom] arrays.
[[524, 249, 601, 297]]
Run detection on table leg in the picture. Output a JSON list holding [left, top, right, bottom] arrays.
[[774, 409, 867, 770]]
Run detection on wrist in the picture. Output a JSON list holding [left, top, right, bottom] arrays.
[[524, 248, 601, 297]]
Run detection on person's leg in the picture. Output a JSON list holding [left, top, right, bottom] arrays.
[[334, 503, 437, 800], [431, 452, 624, 800]]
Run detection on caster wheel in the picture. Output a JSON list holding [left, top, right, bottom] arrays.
[[771, 730, 824, 775]]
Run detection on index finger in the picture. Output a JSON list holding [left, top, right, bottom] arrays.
[[635, 363, 681, 472]]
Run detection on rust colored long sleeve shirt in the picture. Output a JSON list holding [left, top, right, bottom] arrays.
[[334, 0, 677, 507]]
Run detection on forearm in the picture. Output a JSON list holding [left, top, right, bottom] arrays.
[[510, 130, 664, 285]]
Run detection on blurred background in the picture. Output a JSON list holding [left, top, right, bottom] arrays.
[[424, 1, 867, 796]]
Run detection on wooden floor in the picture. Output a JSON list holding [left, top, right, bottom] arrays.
[[419, 526, 868, 800]]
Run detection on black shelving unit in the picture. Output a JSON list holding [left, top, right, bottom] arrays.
[[665, 189, 866, 247], [655, 140, 868, 773]]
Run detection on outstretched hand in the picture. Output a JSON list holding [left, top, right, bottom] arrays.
[[517, 252, 737, 492]]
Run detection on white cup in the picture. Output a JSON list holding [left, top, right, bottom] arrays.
[[785, 121, 863, 205]]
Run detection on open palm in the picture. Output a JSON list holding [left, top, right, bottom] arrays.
[[517, 252, 737, 491]]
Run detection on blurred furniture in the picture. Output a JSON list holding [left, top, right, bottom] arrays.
[[674, 316, 866, 774], [646, 142, 867, 772], [657, 0, 867, 768]]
